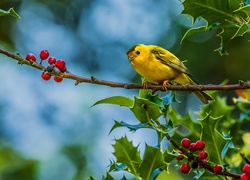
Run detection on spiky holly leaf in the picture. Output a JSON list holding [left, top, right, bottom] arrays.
[[93, 95, 162, 124], [139, 89, 164, 107], [109, 120, 149, 134], [199, 114, 231, 164], [181, 26, 207, 43], [139, 145, 167, 179], [181, 0, 250, 55], [215, 21, 250, 55], [92, 96, 133, 107], [198, 92, 235, 125], [167, 105, 201, 141], [181, 0, 243, 25], [112, 137, 141, 176], [0, 8, 20, 18], [130, 96, 162, 123], [163, 150, 177, 164]]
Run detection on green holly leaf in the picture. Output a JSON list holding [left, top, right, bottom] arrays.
[[93, 95, 162, 124], [167, 105, 201, 140], [234, 4, 250, 18], [181, 26, 207, 43], [163, 150, 177, 164], [221, 133, 234, 159], [215, 21, 250, 55], [198, 92, 235, 125], [109, 120, 150, 134], [130, 97, 162, 123], [181, 0, 243, 26], [0, 8, 20, 18], [199, 114, 231, 164], [92, 96, 133, 107], [139, 89, 164, 107], [139, 145, 167, 180], [181, 0, 250, 55], [112, 137, 141, 177]]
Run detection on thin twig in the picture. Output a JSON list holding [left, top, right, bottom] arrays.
[[240, 153, 250, 164], [1, 48, 250, 92]]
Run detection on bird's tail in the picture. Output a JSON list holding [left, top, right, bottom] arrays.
[[193, 91, 214, 104], [175, 73, 214, 104]]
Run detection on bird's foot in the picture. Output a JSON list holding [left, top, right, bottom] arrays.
[[161, 80, 170, 91]]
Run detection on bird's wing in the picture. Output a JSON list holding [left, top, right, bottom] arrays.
[[151, 47, 193, 77]]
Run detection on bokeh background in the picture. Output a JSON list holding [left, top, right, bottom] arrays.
[[0, 0, 250, 179]]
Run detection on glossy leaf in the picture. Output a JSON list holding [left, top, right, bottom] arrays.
[[139, 145, 167, 179], [139, 89, 164, 107], [181, 0, 250, 55], [0, 8, 20, 18], [181, 0, 242, 25], [112, 137, 141, 177], [199, 114, 231, 164], [92, 96, 133, 107], [198, 92, 235, 124], [130, 96, 162, 123], [167, 105, 201, 140], [109, 120, 150, 134], [181, 26, 207, 43]]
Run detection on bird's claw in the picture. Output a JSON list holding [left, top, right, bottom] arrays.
[[162, 80, 169, 91], [142, 81, 149, 89]]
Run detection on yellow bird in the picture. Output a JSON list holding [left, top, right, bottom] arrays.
[[126, 44, 213, 104]]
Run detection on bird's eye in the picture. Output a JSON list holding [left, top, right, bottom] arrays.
[[136, 50, 140, 55]]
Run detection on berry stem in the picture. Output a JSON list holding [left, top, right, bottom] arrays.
[[241, 153, 250, 164], [164, 133, 241, 179]]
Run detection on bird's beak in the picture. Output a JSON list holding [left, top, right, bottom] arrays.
[[127, 54, 134, 62], [128, 57, 134, 62]]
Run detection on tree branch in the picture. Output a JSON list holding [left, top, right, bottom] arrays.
[[1, 48, 250, 92]]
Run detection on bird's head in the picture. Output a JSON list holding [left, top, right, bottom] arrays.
[[126, 44, 146, 62]]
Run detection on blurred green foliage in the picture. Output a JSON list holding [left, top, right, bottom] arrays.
[[0, 145, 37, 180]]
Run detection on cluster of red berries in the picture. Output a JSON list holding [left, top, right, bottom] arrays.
[[25, 50, 67, 82], [177, 138, 223, 175], [241, 164, 250, 180]]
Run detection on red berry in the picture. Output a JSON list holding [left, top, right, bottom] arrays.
[[180, 163, 190, 174], [54, 76, 63, 83], [48, 57, 56, 65], [41, 72, 51, 81], [59, 66, 67, 73], [181, 138, 191, 148], [25, 53, 36, 61], [243, 164, 250, 175], [189, 143, 197, 152], [195, 140, 205, 150], [40, 50, 49, 60], [213, 164, 222, 174], [55, 59, 66, 70], [241, 173, 250, 180], [198, 150, 208, 160]]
